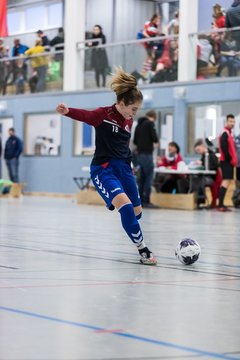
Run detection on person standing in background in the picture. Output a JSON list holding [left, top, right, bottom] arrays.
[[218, 114, 238, 211], [4, 128, 23, 183], [36, 30, 50, 49], [90, 25, 109, 88], [133, 110, 159, 208]]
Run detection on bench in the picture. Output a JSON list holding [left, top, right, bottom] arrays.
[[151, 192, 197, 210], [6, 80, 62, 95]]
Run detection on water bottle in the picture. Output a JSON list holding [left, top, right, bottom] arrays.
[[205, 151, 209, 171]]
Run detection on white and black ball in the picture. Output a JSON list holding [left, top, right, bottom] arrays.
[[175, 238, 201, 265]]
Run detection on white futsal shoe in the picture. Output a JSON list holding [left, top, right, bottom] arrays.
[[139, 247, 157, 266]]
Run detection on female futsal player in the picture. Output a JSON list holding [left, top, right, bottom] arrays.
[[56, 68, 157, 265]]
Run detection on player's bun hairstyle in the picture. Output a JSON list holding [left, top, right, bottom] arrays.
[[110, 67, 143, 106]]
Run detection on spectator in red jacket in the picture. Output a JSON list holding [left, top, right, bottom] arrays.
[[141, 14, 161, 75], [212, 4, 226, 28], [157, 141, 182, 169], [155, 142, 185, 193]]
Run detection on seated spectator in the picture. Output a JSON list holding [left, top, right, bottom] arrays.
[[157, 142, 182, 169], [196, 35, 213, 77], [155, 142, 186, 193], [50, 27, 64, 65], [151, 39, 178, 83], [25, 39, 48, 93], [50, 27, 64, 51], [216, 31, 240, 77], [193, 138, 221, 208], [225, 0, 240, 49]]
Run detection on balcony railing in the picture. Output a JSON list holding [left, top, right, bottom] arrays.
[[1, 26, 240, 97], [189, 26, 240, 80], [0, 47, 64, 96]]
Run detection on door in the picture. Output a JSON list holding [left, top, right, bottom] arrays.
[[0, 118, 14, 179]]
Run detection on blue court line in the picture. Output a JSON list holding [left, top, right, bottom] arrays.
[[0, 306, 239, 360]]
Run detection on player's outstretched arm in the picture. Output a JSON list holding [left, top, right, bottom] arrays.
[[56, 103, 69, 115]]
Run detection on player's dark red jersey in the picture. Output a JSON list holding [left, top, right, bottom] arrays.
[[67, 104, 133, 165]]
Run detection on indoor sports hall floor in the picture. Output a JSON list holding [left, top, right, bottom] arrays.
[[0, 196, 240, 360]]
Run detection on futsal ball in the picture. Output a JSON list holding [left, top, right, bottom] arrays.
[[175, 238, 201, 265]]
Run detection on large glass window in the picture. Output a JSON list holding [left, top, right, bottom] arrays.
[[7, 1, 63, 35], [48, 2, 63, 27], [7, 11, 24, 34], [25, 6, 46, 32], [187, 102, 240, 155], [24, 113, 61, 156]]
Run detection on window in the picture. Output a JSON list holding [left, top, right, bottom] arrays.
[[24, 113, 61, 156], [48, 2, 63, 27], [73, 122, 95, 156], [187, 102, 240, 155], [7, 1, 63, 35], [7, 11, 24, 34], [26, 6, 46, 32]]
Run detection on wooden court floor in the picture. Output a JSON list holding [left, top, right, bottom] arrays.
[[0, 197, 240, 360]]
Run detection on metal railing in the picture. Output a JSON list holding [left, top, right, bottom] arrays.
[[1, 26, 240, 96], [0, 47, 64, 96], [189, 26, 240, 80]]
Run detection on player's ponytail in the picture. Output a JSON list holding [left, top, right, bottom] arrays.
[[110, 67, 143, 105]]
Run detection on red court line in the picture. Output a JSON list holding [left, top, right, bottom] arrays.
[[0, 277, 239, 289]]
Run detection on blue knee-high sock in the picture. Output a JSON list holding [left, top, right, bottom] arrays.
[[118, 203, 144, 246]]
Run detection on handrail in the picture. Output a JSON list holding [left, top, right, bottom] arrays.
[[189, 25, 240, 36], [76, 38, 103, 47], [0, 49, 64, 63], [76, 34, 179, 51]]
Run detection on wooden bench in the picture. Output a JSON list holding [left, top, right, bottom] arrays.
[[198, 65, 218, 78], [151, 192, 197, 210], [6, 80, 62, 95], [76, 188, 105, 206]]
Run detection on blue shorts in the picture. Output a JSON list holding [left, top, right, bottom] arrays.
[[90, 159, 141, 209]]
